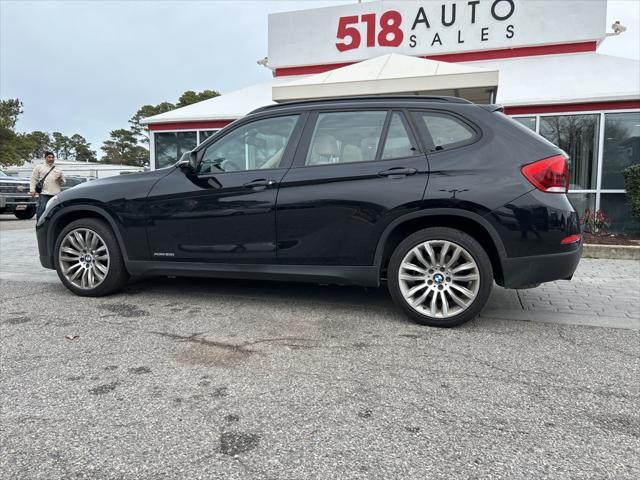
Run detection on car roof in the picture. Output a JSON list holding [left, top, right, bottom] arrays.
[[248, 95, 473, 116]]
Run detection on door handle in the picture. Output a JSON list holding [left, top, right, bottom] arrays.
[[378, 167, 417, 177], [243, 179, 276, 188]]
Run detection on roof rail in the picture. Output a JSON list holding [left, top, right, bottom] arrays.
[[479, 104, 504, 113], [249, 95, 473, 115]]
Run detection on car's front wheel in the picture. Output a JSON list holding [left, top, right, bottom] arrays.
[[54, 218, 129, 296], [388, 227, 493, 327]]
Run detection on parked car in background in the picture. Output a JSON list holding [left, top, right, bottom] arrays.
[[0, 170, 37, 219], [61, 175, 89, 191], [35, 96, 582, 327]]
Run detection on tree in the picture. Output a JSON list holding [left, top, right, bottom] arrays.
[[51, 132, 73, 160], [69, 134, 97, 162], [0, 98, 23, 130], [176, 89, 220, 108], [129, 102, 175, 143], [1, 98, 96, 166], [25, 131, 52, 159], [0, 129, 23, 167], [101, 129, 148, 166], [128, 90, 220, 144], [0, 98, 32, 167]]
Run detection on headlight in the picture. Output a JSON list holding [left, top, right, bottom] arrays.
[[46, 195, 59, 209], [36, 195, 59, 226], [40, 195, 60, 219]]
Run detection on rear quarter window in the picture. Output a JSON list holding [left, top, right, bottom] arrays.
[[413, 112, 477, 151]]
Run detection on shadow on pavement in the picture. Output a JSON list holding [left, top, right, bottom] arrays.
[[124, 275, 396, 311]]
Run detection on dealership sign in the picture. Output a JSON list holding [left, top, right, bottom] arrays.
[[268, 0, 607, 68]]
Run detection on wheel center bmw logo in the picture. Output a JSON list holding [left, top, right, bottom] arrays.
[[84, 255, 93, 263], [433, 273, 444, 284]]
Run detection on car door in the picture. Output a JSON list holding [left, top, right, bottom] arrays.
[[146, 113, 304, 264], [276, 109, 430, 266]]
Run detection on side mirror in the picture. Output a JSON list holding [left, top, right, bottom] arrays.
[[178, 151, 198, 173]]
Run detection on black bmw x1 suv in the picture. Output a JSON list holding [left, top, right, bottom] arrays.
[[36, 96, 581, 327]]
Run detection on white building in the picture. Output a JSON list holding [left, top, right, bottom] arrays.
[[142, 0, 640, 232], [6, 159, 144, 179]]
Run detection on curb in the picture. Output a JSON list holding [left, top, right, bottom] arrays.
[[582, 243, 640, 260], [480, 308, 639, 330]]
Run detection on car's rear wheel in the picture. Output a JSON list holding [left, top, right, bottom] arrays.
[[54, 218, 128, 296], [14, 207, 36, 220], [388, 227, 493, 327]]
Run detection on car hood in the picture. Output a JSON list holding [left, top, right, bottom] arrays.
[[56, 167, 174, 202], [73, 168, 170, 187], [0, 176, 30, 183]]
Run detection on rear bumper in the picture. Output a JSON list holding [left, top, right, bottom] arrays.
[[501, 245, 582, 289]]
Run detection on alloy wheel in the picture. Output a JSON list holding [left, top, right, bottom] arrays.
[[398, 240, 480, 319], [58, 228, 110, 290]]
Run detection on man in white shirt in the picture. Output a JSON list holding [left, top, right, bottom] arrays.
[[30, 151, 65, 220]]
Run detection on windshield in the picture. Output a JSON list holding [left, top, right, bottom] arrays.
[[0, 171, 7, 177]]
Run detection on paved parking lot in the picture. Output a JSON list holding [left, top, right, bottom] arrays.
[[1, 215, 639, 479]]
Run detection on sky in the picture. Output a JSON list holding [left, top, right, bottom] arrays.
[[1, 0, 639, 155]]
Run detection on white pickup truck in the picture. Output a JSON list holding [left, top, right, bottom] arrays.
[[0, 171, 37, 219]]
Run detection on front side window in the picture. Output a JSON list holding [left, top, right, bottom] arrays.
[[305, 111, 387, 166], [417, 113, 475, 151], [199, 115, 299, 173]]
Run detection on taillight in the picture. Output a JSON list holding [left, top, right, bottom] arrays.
[[521, 155, 569, 193], [561, 234, 581, 244]]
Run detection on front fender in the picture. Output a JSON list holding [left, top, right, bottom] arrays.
[[44, 204, 132, 262]]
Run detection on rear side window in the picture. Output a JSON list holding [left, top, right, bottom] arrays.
[[416, 112, 475, 151], [305, 111, 386, 165], [381, 113, 414, 160]]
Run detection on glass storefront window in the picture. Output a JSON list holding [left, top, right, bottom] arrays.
[[512, 116, 536, 131], [567, 192, 596, 219], [600, 193, 640, 234], [199, 130, 218, 143], [601, 112, 640, 189], [155, 131, 198, 169], [540, 114, 599, 190]]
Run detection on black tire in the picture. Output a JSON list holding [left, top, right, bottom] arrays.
[[54, 218, 129, 296], [14, 207, 36, 220], [388, 227, 493, 328]]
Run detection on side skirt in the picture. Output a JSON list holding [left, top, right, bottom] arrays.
[[125, 261, 381, 287]]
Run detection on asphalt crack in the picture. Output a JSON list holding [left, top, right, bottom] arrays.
[[149, 331, 255, 353]]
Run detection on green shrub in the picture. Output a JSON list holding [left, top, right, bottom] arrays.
[[622, 164, 640, 222]]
